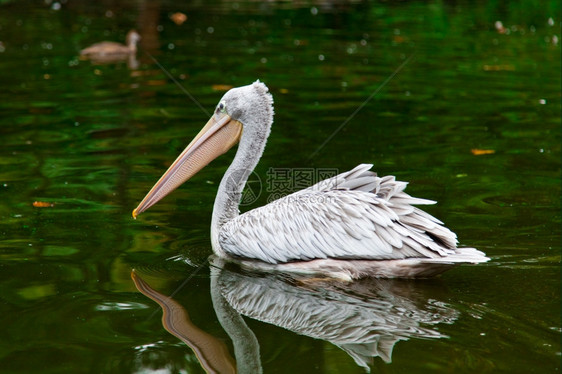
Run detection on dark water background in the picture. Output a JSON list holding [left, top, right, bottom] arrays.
[[0, 1, 560, 373]]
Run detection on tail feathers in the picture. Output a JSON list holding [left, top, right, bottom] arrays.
[[426, 247, 490, 264]]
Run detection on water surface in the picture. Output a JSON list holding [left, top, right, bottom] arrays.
[[0, 1, 560, 373]]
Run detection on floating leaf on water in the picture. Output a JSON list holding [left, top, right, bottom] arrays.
[[471, 149, 496, 155], [33, 201, 54, 208], [212, 84, 234, 91], [170, 12, 187, 25]]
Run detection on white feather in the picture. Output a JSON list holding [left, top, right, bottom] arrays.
[[219, 164, 488, 270]]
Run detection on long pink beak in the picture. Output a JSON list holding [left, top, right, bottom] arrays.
[[133, 113, 242, 218]]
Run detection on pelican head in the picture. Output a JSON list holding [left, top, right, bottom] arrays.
[[126, 30, 141, 52], [133, 80, 273, 218]]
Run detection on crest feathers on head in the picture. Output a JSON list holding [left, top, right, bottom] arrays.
[[252, 80, 274, 114]]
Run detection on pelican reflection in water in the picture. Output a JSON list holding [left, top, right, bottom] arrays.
[[133, 81, 489, 279], [131, 259, 459, 372]]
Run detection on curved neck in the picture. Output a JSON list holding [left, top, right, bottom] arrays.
[[210, 124, 269, 256], [126, 35, 138, 52]]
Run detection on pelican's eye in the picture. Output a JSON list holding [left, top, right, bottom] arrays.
[[217, 101, 226, 114]]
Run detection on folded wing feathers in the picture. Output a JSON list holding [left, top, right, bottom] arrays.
[[220, 164, 480, 264]]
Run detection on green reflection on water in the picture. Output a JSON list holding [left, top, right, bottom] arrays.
[[0, 0, 559, 373]]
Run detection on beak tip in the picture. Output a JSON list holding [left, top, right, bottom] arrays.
[[132, 208, 138, 219]]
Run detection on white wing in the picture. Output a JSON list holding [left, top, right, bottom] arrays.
[[219, 164, 472, 264]]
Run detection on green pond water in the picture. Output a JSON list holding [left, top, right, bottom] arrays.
[[0, 1, 560, 373]]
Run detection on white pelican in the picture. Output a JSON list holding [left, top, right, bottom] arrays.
[[133, 81, 489, 280]]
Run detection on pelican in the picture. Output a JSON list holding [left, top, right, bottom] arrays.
[[133, 81, 489, 280], [80, 30, 140, 59]]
